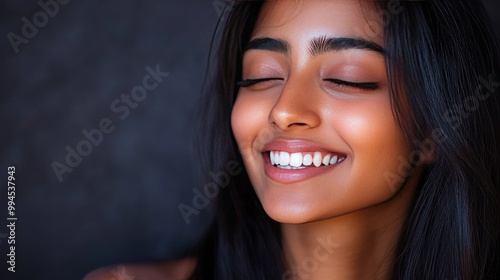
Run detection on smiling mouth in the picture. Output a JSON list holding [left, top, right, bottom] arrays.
[[268, 151, 346, 169]]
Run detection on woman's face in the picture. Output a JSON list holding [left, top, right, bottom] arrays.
[[231, 0, 413, 223]]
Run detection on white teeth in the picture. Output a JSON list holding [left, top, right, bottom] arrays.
[[330, 155, 338, 165], [269, 151, 345, 168], [279, 151, 290, 165], [313, 152, 322, 167], [322, 154, 331, 166], [277, 165, 306, 170], [303, 154, 313, 166], [290, 153, 303, 167]]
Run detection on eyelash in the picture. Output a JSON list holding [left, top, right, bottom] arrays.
[[236, 78, 283, 87], [325, 79, 379, 90], [237, 78, 378, 90]]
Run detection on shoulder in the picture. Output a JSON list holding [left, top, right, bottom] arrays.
[[83, 258, 196, 280]]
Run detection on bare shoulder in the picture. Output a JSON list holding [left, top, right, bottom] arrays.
[[83, 258, 196, 280]]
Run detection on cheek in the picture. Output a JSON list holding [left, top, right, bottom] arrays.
[[335, 99, 410, 191], [342, 102, 403, 151], [231, 93, 269, 157]]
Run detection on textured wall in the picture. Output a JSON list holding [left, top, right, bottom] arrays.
[[0, 1, 499, 279], [1, 1, 221, 279]]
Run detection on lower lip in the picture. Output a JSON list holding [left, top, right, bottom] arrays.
[[263, 153, 343, 184]]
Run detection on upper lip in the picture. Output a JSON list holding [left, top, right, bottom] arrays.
[[262, 138, 346, 155]]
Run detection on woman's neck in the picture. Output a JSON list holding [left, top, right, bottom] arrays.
[[280, 169, 421, 280]]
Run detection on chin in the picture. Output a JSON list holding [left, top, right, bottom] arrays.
[[257, 194, 341, 224]]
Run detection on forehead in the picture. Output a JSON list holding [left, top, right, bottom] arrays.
[[251, 0, 383, 47]]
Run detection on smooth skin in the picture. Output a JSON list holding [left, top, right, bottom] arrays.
[[87, 1, 423, 279], [231, 1, 423, 279]]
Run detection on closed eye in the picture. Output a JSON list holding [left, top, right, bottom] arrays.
[[237, 77, 284, 87], [325, 78, 379, 90]]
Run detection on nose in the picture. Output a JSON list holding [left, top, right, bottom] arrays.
[[269, 76, 321, 130]]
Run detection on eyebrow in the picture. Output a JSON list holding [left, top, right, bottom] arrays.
[[244, 37, 290, 53], [309, 36, 384, 55], [244, 36, 384, 56]]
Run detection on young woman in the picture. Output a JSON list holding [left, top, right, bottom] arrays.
[[86, 0, 500, 279]]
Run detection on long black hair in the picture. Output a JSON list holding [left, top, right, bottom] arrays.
[[191, 0, 500, 279]]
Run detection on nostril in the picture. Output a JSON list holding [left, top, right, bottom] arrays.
[[290, 123, 308, 127], [271, 120, 312, 130], [269, 105, 321, 130]]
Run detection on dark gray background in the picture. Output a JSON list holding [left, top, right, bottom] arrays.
[[0, 1, 499, 279]]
